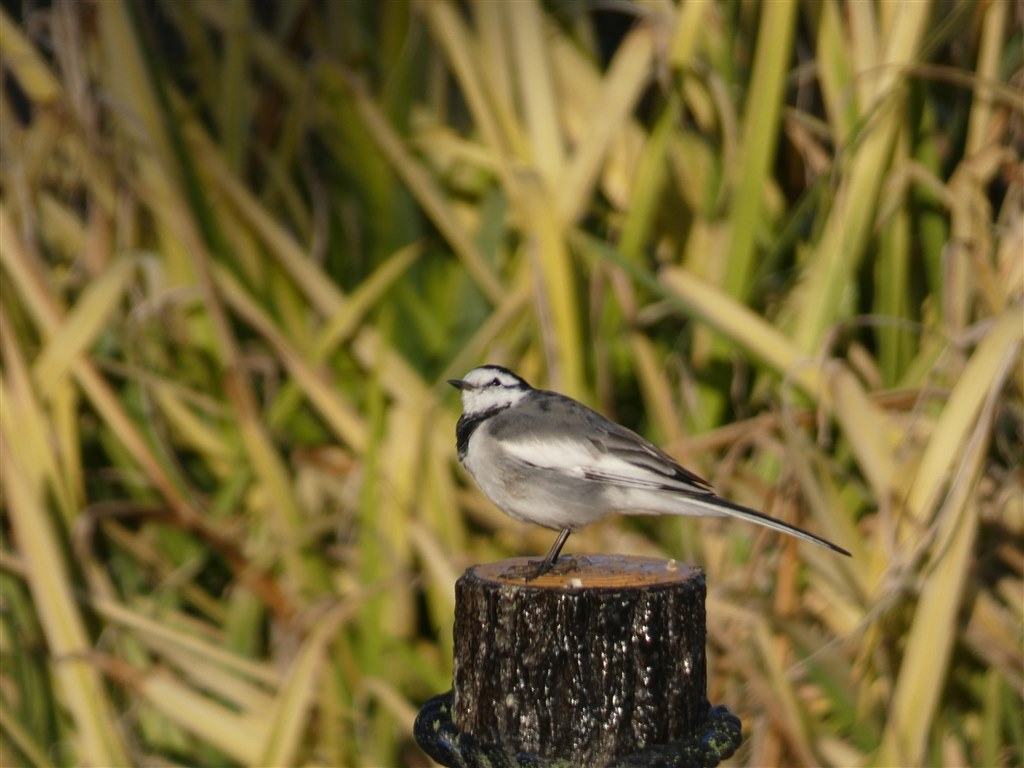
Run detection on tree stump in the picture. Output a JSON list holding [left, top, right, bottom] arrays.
[[414, 554, 742, 767]]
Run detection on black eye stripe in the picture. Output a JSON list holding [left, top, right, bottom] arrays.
[[490, 378, 501, 386]]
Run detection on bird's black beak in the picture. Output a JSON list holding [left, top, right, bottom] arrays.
[[448, 379, 468, 390]]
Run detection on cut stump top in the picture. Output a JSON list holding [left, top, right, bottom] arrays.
[[469, 554, 702, 589]]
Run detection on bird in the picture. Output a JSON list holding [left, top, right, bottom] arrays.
[[448, 364, 850, 576]]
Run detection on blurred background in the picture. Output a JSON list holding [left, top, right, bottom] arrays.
[[1, 1, 1021, 766]]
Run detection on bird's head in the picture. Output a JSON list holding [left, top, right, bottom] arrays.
[[448, 365, 533, 416]]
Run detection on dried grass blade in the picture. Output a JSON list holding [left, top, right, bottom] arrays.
[[556, 26, 654, 223], [88, 595, 278, 685], [0, 206, 197, 522], [32, 257, 136, 399], [131, 668, 264, 764], [826, 362, 895, 498], [258, 606, 350, 766], [0, 7, 61, 102], [0, 307, 76, 521], [722, 0, 796, 298], [902, 305, 1023, 540], [0, 697, 50, 768], [330, 68, 505, 304], [660, 266, 822, 398], [517, 178, 584, 395], [877, 334, 1018, 765], [791, 1, 931, 352], [507, 0, 564, 184], [212, 263, 369, 453], [0, 433, 131, 766], [421, 0, 518, 160]]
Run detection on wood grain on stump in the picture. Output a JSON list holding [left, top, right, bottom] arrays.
[[453, 554, 708, 765]]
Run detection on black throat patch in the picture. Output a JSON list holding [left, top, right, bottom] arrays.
[[455, 406, 505, 461]]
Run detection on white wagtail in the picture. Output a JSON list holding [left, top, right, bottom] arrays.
[[449, 364, 850, 575]]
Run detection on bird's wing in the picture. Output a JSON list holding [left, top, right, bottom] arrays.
[[591, 423, 714, 493], [499, 402, 715, 497]]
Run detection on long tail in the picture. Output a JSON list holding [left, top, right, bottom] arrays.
[[681, 492, 851, 557]]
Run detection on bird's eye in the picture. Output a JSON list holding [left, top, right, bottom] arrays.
[[489, 378, 501, 387]]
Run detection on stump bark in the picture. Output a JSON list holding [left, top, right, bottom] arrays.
[[452, 554, 710, 765]]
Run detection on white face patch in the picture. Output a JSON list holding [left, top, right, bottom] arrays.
[[456, 366, 531, 417]]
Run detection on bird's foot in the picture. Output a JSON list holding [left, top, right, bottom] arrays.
[[500, 556, 571, 582], [524, 558, 557, 581]]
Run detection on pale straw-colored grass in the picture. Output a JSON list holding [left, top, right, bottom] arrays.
[[1, 2, 1020, 766]]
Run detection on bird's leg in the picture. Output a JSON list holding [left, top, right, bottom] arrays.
[[527, 528, 572, 580]]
